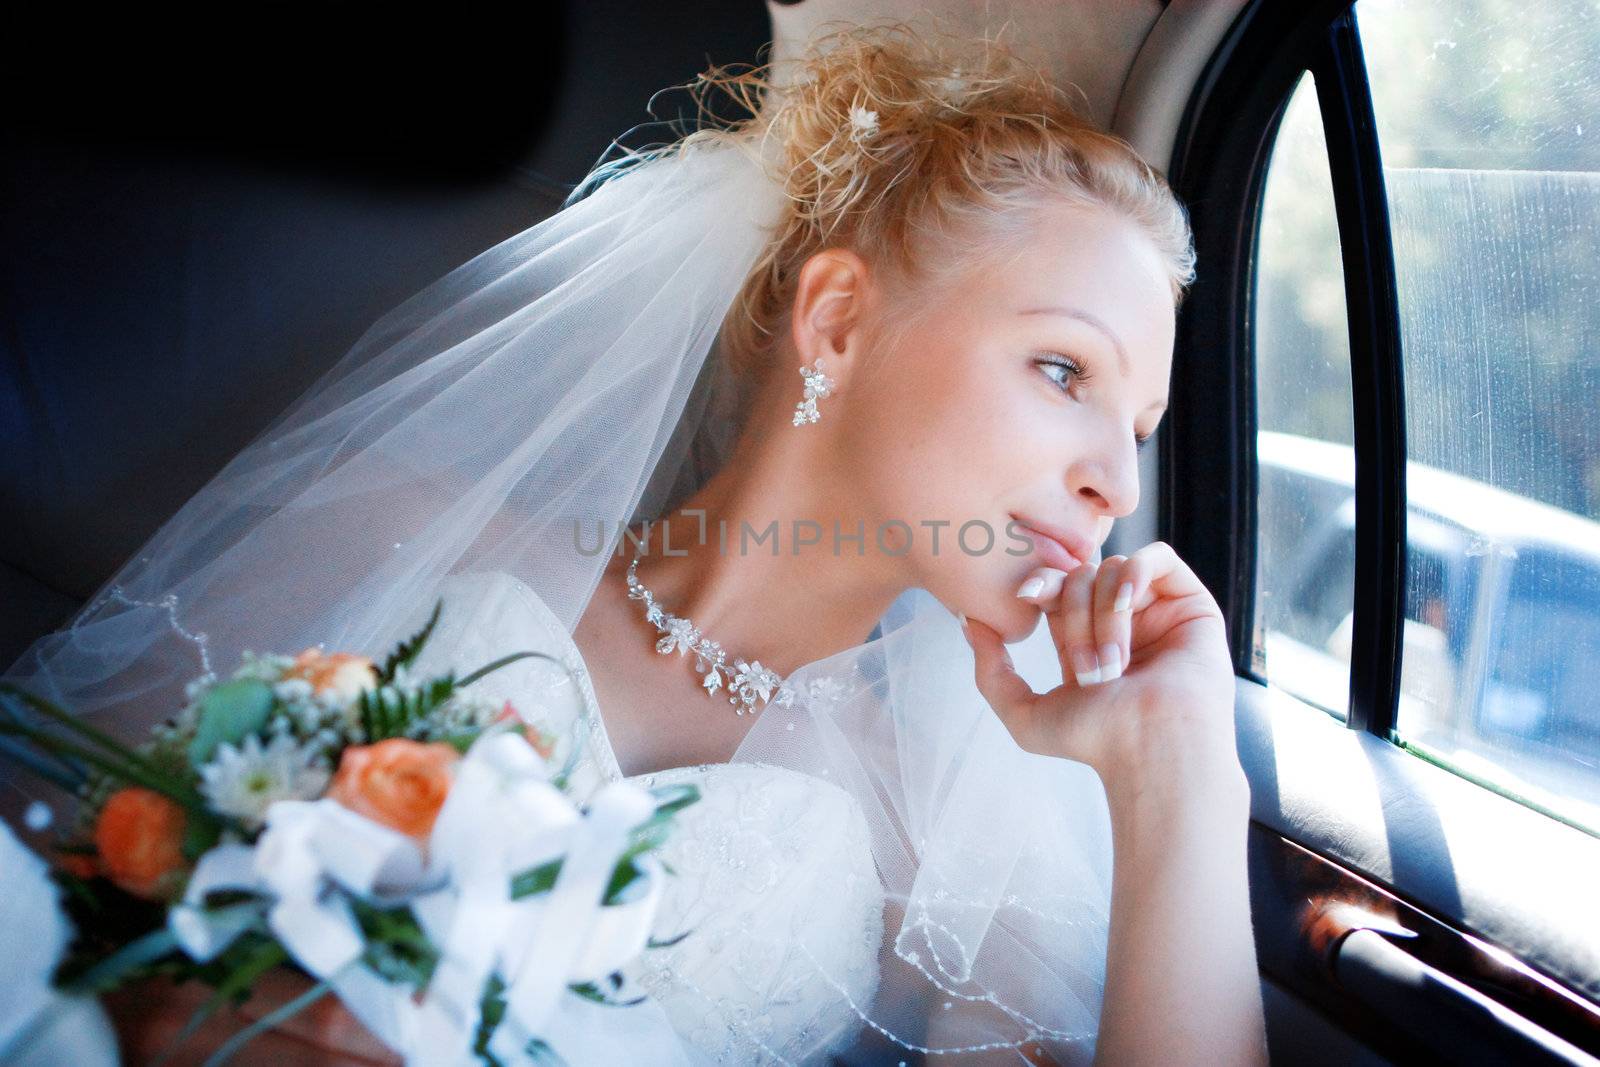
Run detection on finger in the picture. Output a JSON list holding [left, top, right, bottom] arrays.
[[1050, 561, 1101, 687], [960, 614, 1041, 744], [1123, 541, 1212, 607], [1014, 566, 1071, 604], [1092, 555, 1130, 682]]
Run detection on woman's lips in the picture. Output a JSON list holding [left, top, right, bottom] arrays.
[[1011, 518, 1091, 573]]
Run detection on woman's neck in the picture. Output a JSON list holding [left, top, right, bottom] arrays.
[[623, 428, 904, 677]]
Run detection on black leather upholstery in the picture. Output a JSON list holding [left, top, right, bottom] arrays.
[[0, 0, 771, 667]]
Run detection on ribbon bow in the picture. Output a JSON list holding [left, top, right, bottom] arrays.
[[170, 731, 672, 1065]]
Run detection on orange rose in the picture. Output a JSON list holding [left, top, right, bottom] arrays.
[[328, 738, 458, 842], [285, 649, 379, 703], [94, 787, 189, 900], [57, 851, 100, 881]]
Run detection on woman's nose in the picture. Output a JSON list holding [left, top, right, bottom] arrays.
[[1070, 441, 1141, 518]]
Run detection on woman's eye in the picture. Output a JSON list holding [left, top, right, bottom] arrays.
[[1037, 355, 1087, 392]]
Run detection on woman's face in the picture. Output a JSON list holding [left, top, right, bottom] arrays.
[[835, 202, 1176, 641]]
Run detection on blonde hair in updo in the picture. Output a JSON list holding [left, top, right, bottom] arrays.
[[672, 23, 1196, 381]]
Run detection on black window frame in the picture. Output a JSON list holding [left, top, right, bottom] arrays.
[[1163, 0, 1408, 742], [1169, 6, 1600, 1046]]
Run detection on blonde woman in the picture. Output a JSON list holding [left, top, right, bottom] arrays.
[[8, 25, 1267, 1066]]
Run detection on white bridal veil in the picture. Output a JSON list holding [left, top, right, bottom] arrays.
[[3, 133, 1115, 1063]]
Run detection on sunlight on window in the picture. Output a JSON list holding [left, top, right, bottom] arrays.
[[1362, 0, 1600, 830], [1253, 73, 1357, 721]]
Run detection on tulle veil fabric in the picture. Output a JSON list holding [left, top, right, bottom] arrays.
[[2, 132, 1114, 1063]]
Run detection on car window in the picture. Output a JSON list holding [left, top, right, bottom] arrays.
[[1465, 550, 1600, 821], [1359, 0, 1600, 828], [1253, 73, 1357, 719]]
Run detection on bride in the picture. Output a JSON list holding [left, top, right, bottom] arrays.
[[4, 25, 1267, 1066]]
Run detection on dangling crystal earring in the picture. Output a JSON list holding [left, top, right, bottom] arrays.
[[791, 359, 836, 427]]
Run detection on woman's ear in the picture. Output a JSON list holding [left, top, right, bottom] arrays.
[[788, 248, 872, 391]]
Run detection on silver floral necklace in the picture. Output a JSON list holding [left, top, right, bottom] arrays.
[[625, 543, 796, 715]]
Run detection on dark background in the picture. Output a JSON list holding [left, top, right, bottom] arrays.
[[0, 1, 772, 665]]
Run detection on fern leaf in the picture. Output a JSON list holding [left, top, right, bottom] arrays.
[[377, 599, 443, 684]]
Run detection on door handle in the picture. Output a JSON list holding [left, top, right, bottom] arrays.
[[1317, 906, 1600, 1067]]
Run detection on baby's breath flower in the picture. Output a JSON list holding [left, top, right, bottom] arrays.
[[273, 677, 315, 704], [406, 691, 503, 741]]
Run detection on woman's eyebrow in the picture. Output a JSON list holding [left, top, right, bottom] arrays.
[[1016, 305, 1130, 377]]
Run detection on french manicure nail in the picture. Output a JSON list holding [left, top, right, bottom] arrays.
[[1097, 643, 1122, 682], [1016, 576, 1045, 599], [1113, 582, 1133, 613], [1071, 648, 1101, 687]]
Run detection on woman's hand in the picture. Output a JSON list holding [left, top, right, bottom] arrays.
[[961, 540, 1239, 786], [965, 541, 1268, 1065]]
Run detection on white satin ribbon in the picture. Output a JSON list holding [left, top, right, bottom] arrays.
[[166, 730, 669, 1066]]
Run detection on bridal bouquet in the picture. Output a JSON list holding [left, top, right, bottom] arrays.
[[0, 602, 697, 1066]]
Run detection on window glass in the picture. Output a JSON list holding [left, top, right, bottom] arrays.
[[1253, 73, 1358, 719], [1360, 0, 1600, 827]]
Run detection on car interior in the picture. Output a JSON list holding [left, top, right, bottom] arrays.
[[4, 1, 1597, 1063]]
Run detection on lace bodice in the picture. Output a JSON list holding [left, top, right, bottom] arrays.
[[412, 571, 886, 1065]]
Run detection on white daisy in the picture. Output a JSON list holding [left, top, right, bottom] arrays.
[[198, 733, 330, 828]]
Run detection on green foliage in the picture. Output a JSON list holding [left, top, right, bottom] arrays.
[[187, 679, 275, 767], [359, 646, 570, 743], [57, 922, 182, 995], [509, 784, 700, 904], [156, 936, 291, 1063], [181, 814, 225, 862], [379, 599, 444, 684], [352, 897, 439, 991], [472, 976, 511, 1067], [569, 975, 646, 1008], [358, 673, 460, 742], [0, 682, 210, 815], [647, 929, 692, 950]]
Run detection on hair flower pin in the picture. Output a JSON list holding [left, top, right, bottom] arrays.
[[934, 69, 966, 104], [847, 105, 880, 144]]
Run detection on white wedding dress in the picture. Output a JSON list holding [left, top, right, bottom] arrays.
[[412, 571, 887, 1065], [3, 136, 1117, 1067]]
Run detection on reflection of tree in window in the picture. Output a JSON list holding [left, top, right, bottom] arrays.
[[1360, 0, 1600, 527]]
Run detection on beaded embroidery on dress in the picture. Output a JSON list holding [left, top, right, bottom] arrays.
[[409, 570, 886, 1065]]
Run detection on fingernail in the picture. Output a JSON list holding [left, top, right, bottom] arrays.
[[1015, 576, 1045, 599], [1071, 648, 1101, 687], [958, 612, 971, 639], [1114, 582, 1133, 613], [1097, 643, 1122, 682]]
